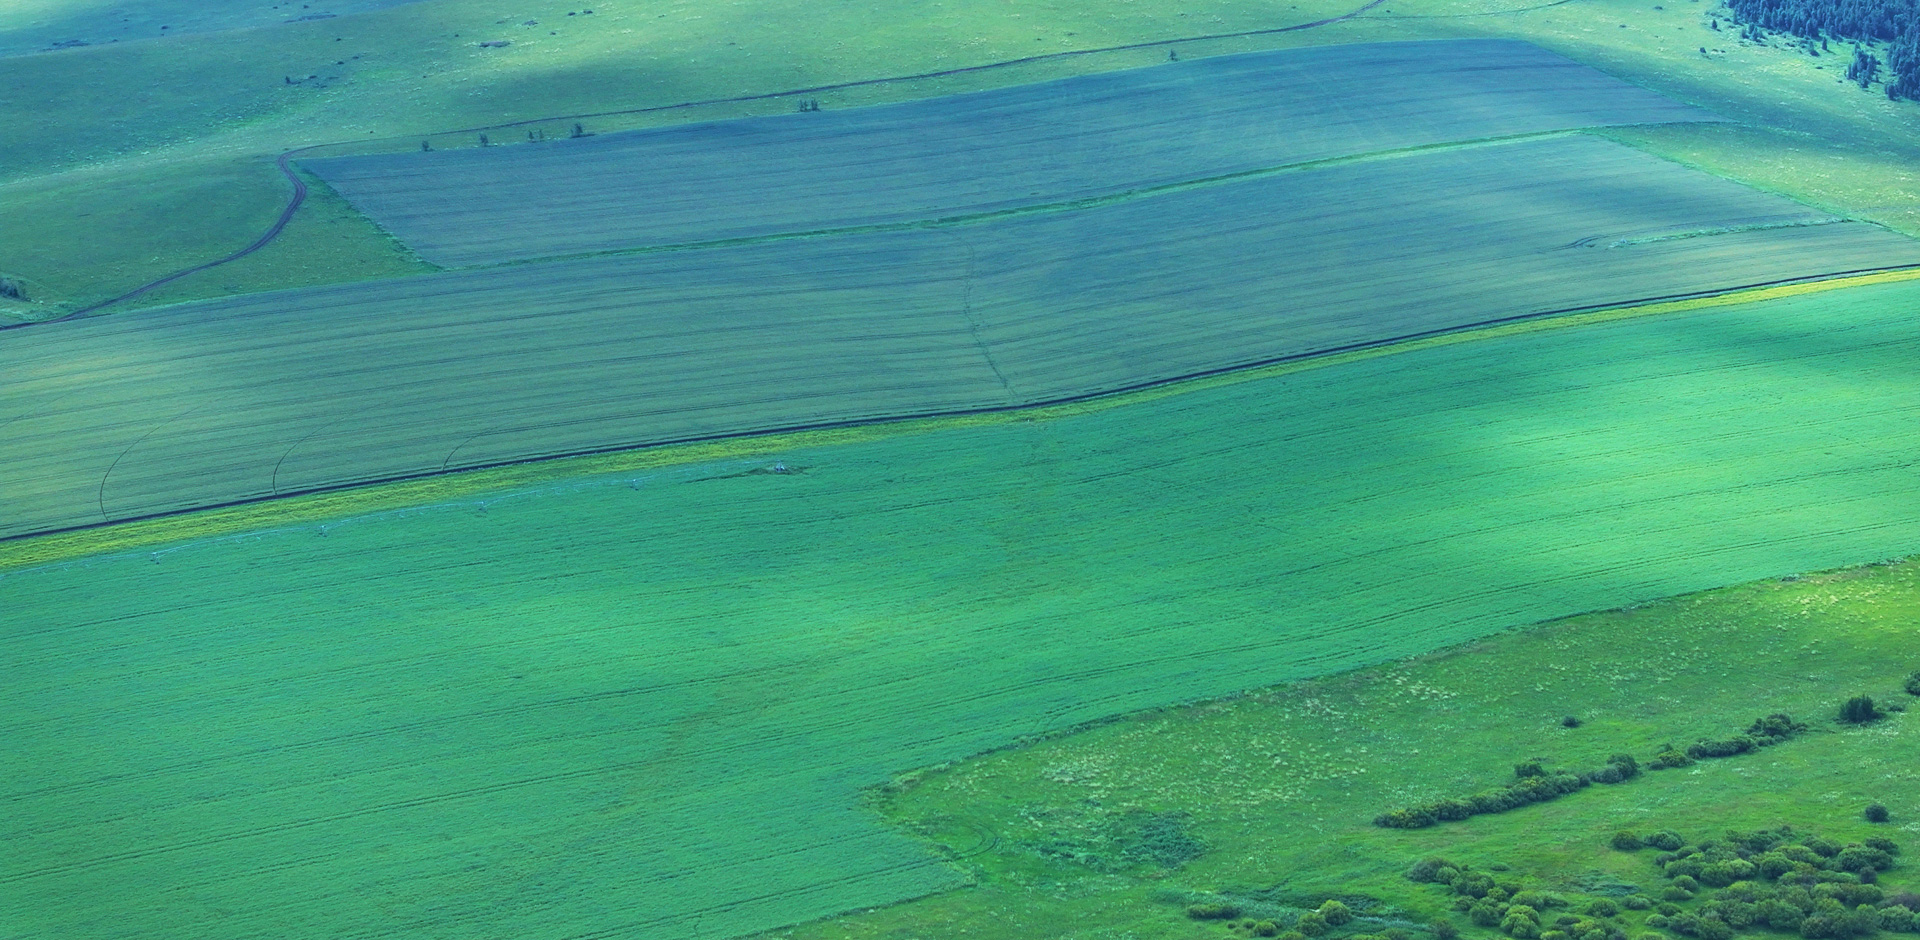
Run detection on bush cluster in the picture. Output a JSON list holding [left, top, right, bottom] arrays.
[[1408, 857, 1631, 940], [1641, 828, 1912, 938], [1374, 756, 1639, 829], [1905, 672, 1920, 697], [1840, 696, 1884, 725], [1205, 898, 1393, 939], [1687, 714, 1808, 761]]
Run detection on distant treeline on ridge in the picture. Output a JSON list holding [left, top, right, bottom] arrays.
[[1723, 0, 1920, 97]]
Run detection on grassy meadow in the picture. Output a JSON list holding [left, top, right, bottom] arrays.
[[11, 278, 1920, 938], [795, 552, 1920, 940]]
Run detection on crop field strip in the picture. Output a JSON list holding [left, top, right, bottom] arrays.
[[300, 39, 1723, 267], [7, 134, 1920, 542], [10, 278, 1920, 940]]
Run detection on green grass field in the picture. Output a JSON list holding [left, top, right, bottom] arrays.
[[11, 278, 1920, 938], [10, 1, 1920, 938], [807, 550, 1920, 940]]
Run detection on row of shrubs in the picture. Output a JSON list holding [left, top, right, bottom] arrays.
[[1373, 755, 1640, 829], [1375, 713, 1811, 829], [1648, 713, 1806, 769], [1189, 897, 1388, 939]]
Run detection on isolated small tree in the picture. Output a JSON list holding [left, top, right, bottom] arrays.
[[1840, 695, 1882, 724], [421, 140, 432, 151], [479, 133, 490, 147], [1612, 831, 1645, 851], [571, 122, 586, 137], [1904, 671, 1920, 695], [0, 276, 26, 301], [1867, 803, 1891, 823]]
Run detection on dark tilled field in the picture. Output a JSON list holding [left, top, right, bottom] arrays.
[[301, 39, 1723, 267]]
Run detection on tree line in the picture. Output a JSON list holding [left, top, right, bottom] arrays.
[[1724, 0, 1920, 98]]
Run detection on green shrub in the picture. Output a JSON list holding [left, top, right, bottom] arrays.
[[1866, 804, 1891, 823], [1756, 852, 1797, 879], [1297, 911, 1329, 936], [1408, 857, 1457, 883], [1835, 846, 1895, 873], [1700, 860, 1758, 887], [1254, 921, 1282, 937], [1622, 896, 1653, 911], [1650, 750, 1696, 769], [1433, 919, 1462, 940], [1674, 876, 1703, 893], [1455, 872, 1497, 898], [1807, 837, 1845, 858], [1687, 735, 1759, 759], [1648, 830, 1688, 851], [1663, 887, 1696, 902], [1747, 713, 1806, 740], [1879, 906, 1917, 932], [1502, 905, 1542, 939], [1280, 932, 1309, 940], [1470, 902, 1505, 927], [1516, 760, 1546, 778], [1905, 672, 1920, 696], [1187, 903, 1242, 920], [1863, 836, 1899, 855], [1840, 696, 1883, 724], [1384, 929, 1413, 940], [1587, 899, 1620, 918], [1657, 903, 1684, 916], [1645, 915, 1672, 929], [1760, 899, 1809, 931], [1562, 716, 1582, 728], [1319, 901, 1355, 926], [1541, 931, 1569, 940]]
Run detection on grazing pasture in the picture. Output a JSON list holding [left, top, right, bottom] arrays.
[[10, 279, 1920, 940], [0, 0, 425, 58], [7, 136, 1918, 541], [300, 39, 1722, 266]]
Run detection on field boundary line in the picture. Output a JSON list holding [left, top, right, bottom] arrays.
[[10, 0, 1394, 322], [5, 265, 1917, 572]]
